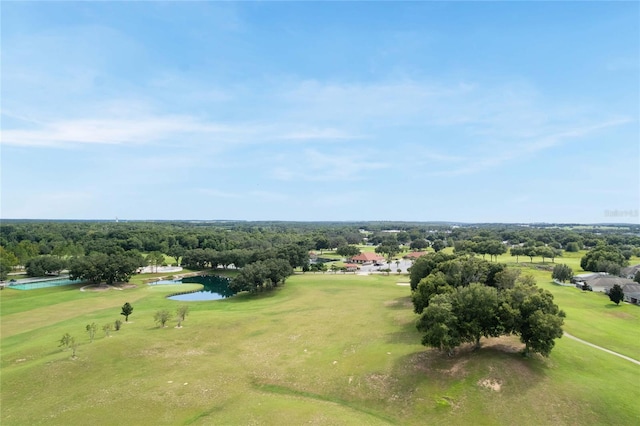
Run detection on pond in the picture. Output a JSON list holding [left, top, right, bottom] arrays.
[[167, 275, 236, 301], [7, 276, 85, 290]]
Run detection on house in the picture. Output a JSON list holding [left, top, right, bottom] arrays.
[[350, 252, 385, 265], [344, 263, 359, 272], [622, 283, 640, 305], [572, 273, 635, 293], [621, 264, 640, 280]]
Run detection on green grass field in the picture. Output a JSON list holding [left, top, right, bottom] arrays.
[[1, 269, 639, 425]]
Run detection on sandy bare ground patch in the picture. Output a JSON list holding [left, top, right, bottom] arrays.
[[481, 335, 525, 354], [478, 378, 502, 391], [80, 284, 123, 292], [439, 359, 469, 378], [396, 282, 410, 286]]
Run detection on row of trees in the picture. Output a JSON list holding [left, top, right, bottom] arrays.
[[181, 244, 309, 271], [410, 252, 565, 357], [453, 239, 507, 261], [510, 246, 562, 263], [58, 302, 190, 359]]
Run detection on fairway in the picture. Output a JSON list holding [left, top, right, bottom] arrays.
[[1, 272, 639, 425]]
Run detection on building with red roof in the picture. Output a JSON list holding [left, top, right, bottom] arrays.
[[350, 252, 385, 264], [404, 251, 428, 260]]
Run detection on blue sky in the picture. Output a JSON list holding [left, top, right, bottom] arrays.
[[1, 2, 638, 223]]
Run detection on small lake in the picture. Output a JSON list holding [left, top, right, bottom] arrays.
[[167, 275, 236, 301]]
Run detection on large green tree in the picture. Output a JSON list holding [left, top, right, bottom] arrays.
[[375, 243, 400, 264], [69, 252, 143, 285], [145, 251, 165, 272], [452, 284, 501, 349], [0, 247, 19, 280], [510, 246, 525, 263], [416, 294, 461, 356], [409, 252, 456, 291], [25, 255, 67, 277], [167, 244, 184, 266], [502, 283, 565, 357], [431, 240, 446, 253], [336, 245, 361, 257], [409, 239, 429, 251], [412, 272, 453, 314], [580, 245, 628, 273], [230, 259, 293, 294]]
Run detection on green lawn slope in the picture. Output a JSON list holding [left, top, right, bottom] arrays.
[[1, 271, 638, 425]]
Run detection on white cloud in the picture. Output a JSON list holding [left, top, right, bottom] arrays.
[[430, 118, 633, 177], [0, 115, 230, 147]]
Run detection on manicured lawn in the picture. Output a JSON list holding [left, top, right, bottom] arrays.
[[521, 268, 640, 359], [1, 272, 638, 425]]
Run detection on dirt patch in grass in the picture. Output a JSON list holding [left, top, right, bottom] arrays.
[[80, 284, 128, 292], [364, 373, 400, 401], [406, 350, 439, 374], [118, 284, 137, 290], [478, 378, 502, 391], [439, 359, 469, 378]]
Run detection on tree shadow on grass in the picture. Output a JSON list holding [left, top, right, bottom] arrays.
[[386, 320, 421, 345], [389, 337, 550, 406], [224, 287, 284, 303], [383, 295, 413, 310], [603, 304, 623, 309]]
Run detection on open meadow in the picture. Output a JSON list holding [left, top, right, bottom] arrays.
[[1, 267, 639, 425]]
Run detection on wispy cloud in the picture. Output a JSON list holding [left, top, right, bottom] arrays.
[[429, 118, 633, 177], [0, 115, 230, 147], [0, 113, 362, 148]]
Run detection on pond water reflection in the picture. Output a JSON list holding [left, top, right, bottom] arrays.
[[167, 275, 236, 301]]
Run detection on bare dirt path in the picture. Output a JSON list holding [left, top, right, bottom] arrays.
[[563, 332, 640, 366]]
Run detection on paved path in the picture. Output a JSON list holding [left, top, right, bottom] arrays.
[[563, 332, 640, 366]]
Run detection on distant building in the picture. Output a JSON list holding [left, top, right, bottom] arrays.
[[572, 272, 640, 305], [572, 272, 635, 293], [622, 283, 640, 305], [350, 252, 385, 265], [344, 263, 359, 272], [620, 264, 640, 280]]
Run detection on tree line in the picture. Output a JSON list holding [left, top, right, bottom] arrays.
[[2, 221, 638, 283]]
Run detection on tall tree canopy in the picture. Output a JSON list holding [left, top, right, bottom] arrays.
[[580, 245, 628, 273]]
